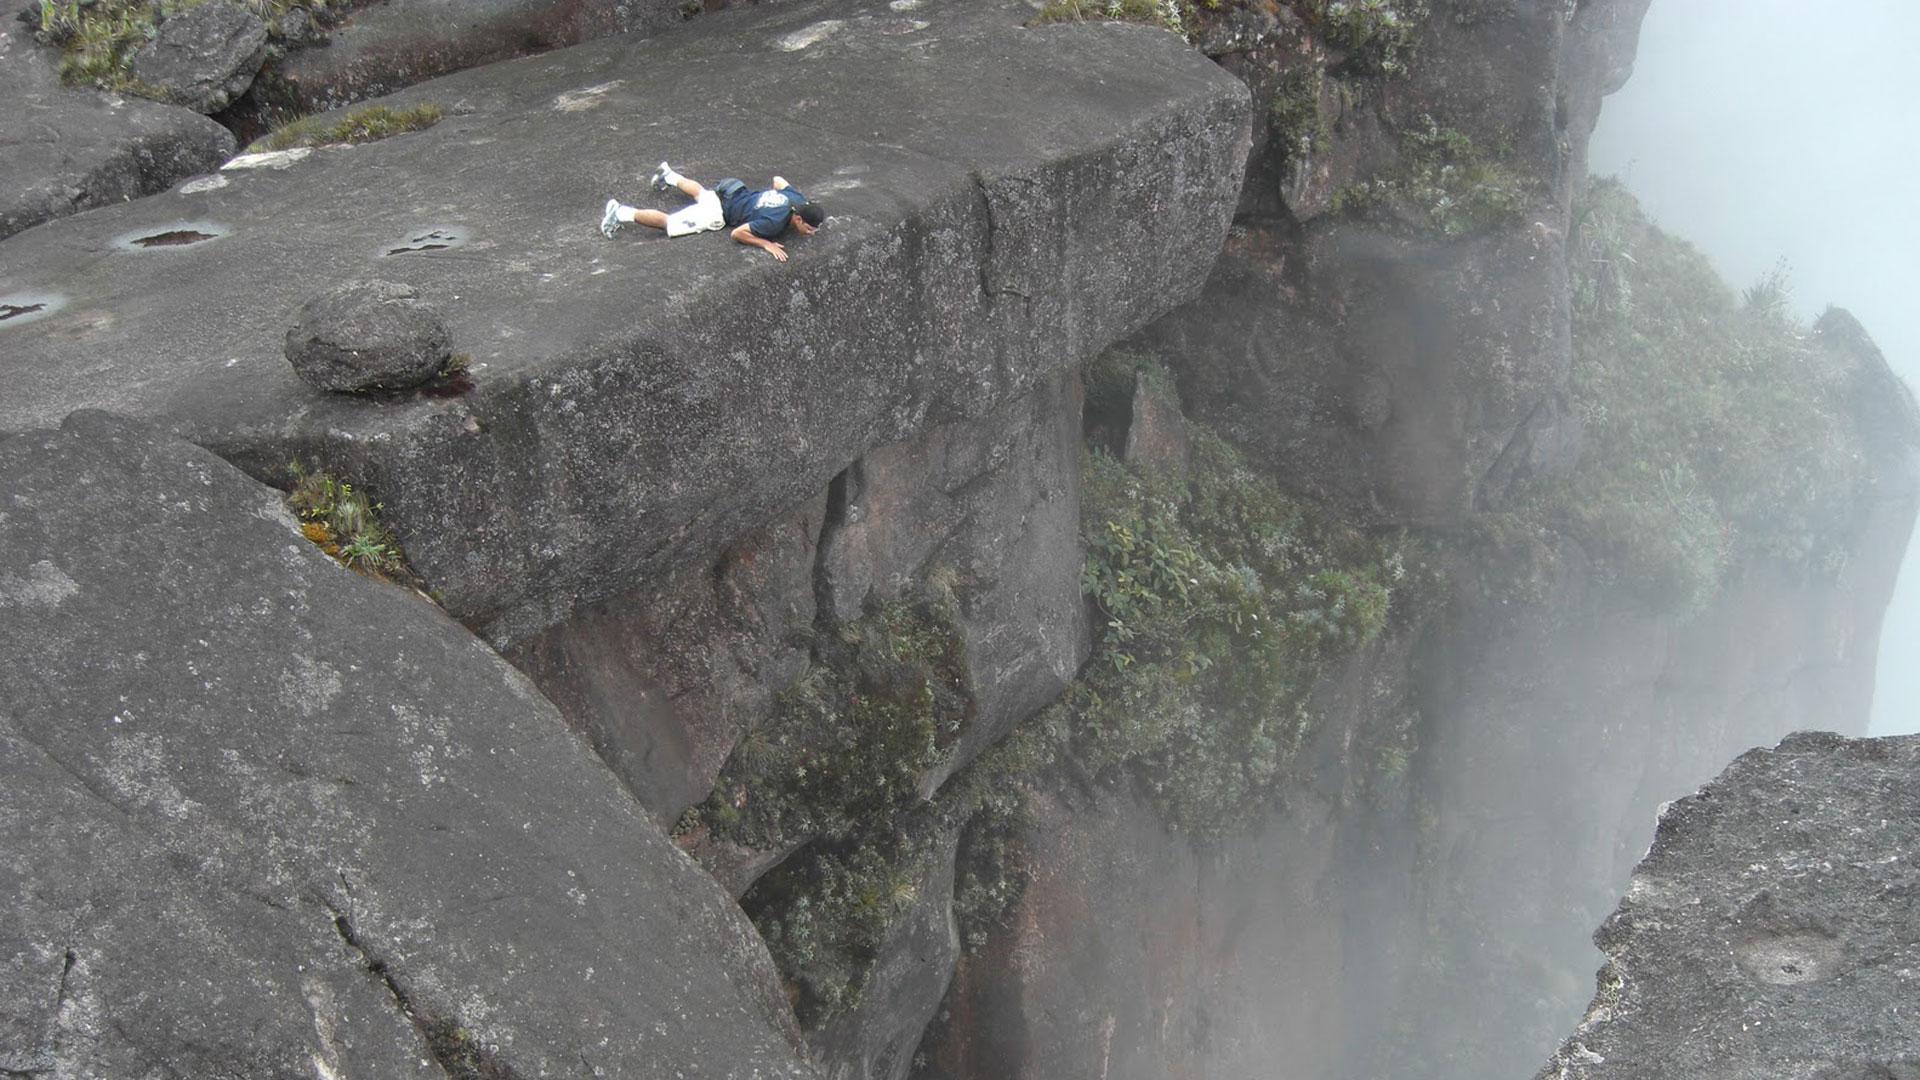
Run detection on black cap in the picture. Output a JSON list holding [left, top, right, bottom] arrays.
[[794, 202, 825, 228]]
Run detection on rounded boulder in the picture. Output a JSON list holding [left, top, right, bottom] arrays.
[[285, 280, 451, 393]]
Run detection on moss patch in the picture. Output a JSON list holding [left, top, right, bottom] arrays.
[[679, 595, 975, 1025]]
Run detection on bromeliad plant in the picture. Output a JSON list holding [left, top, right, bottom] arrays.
[[285, 461, 408, 578]]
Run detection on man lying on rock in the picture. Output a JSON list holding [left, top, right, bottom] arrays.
[[601, 162, 824, 261]]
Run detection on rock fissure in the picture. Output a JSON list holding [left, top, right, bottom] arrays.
[[326, 902, 522, 1080]]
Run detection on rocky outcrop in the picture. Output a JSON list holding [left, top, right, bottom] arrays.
[[0, 18, 238, 240], [1144, 0, 1654, 525], [4, 2, 1916, 1079], [1538, 731, 1920, 1080], [129, 2, 270, 115], [0, 0, 1251, 652], [0, 412, 813, 1078]]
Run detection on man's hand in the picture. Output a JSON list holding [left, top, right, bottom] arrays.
[[732, 224, 788, 261]]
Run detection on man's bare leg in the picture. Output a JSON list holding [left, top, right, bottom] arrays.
[[601, 162, 708, 237]]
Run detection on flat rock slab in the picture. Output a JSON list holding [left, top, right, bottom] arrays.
[[1539, 731, 1920, 1080], [239, 0, 687, 120], [0, 411, 814, 1078], [0, 19, 238, 239], [0, 0, 1250, 647]]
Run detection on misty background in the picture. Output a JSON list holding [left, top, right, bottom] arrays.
[[1587, 0, 1920, 737]]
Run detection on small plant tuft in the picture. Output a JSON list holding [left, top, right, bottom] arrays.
[[285, 461, 410, 580]]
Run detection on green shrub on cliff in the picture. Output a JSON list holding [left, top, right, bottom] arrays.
[[1332, 113, 1533, 236], [1034, 0, 1429, 75], [1068, 361, 1421, 838], [1560, 178, 1872, 612], [1299, 0, 1428, 76]]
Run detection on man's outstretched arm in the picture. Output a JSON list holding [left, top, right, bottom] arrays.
[[731, 224, 788, 261]]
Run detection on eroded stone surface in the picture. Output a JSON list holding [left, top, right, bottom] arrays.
[[1539, 731, 1920, 1080], [0, 411, 815, 1079]]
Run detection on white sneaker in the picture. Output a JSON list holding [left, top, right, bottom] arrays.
[[650, 162, 673, 192], [600, 198, 621, 239]]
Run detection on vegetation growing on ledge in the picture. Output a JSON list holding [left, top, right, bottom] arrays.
[[1299, 0, 1428, 76], [1554, 177, 1873, 614], [1332, 113, 1532, 236], [679, 595, 975, 1026], [250, 104, 446, 153], [1066, 349, 1429, 839]]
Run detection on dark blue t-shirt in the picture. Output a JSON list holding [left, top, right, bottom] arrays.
[[718, 180, 807, 239]]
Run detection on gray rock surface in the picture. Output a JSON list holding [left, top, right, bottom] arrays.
[[818, 373, 1090, 794], [0, 0, 1250, 650], [230, 0, 688, 130], [509, 491, 828, 825], [515, 371, 1087, 826], [0, 411, 814, 1078], [285, 278, 453, 392], [1538, 731, 1920, 1080], [0, 18, 237, 240], [129, 1, 270, 114]]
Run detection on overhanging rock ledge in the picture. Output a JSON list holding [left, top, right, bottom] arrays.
[[0, 0, 1251, 647]]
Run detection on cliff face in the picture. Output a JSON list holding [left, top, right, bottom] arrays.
[[1, 1, 1915, 1078], [1538, 731, 1920, 1080]]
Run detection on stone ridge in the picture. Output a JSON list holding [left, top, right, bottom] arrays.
[[0, 0, 1251, 647], [1538, 731, 1920, 1080], [0, 411, 815, 1078]]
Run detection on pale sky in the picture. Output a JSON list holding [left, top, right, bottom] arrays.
[[1587, 0, 1920, 737]]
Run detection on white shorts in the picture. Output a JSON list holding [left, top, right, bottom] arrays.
[[665, 190, 725, 237]]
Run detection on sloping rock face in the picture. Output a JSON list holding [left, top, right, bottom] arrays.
[[0, 18, 238, 240], [0, 0, 1251, 652], [1538, 731, 1920, 1080], [0, 411, 814, 1078], [224, 0, 688, 135]]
